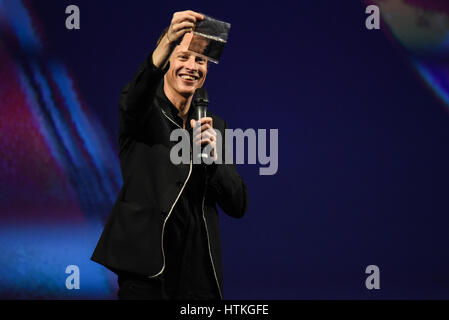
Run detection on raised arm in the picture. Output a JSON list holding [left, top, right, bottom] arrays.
[[121, 10, 204, 116], [119, 10, 205, 154]]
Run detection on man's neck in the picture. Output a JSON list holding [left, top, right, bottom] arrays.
[[163, 83, 193, 129]]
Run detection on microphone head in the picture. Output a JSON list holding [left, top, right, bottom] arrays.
[[193, 87, 209, 107]]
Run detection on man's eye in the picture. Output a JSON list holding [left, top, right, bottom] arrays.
[[197, 58, 206, 64], [179, 55, 188, 60]]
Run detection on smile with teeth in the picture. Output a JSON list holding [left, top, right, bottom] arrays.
[[179, 74, 198, 81]]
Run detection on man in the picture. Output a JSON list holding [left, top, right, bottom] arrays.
[[91, 10, 248, 300]]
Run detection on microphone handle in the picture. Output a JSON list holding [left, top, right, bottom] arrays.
[[195, 105, 209, 160], [196, 105, 208, 121]]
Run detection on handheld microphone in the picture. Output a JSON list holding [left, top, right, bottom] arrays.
[[192, 88, 209, 160]]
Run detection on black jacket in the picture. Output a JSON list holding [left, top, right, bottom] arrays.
[[90, 53, 248, 299]]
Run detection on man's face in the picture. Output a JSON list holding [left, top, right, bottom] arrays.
[[164, 32, 208, 97]]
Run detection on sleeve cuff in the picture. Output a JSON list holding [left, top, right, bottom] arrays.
[[146, 52, 170, 76]]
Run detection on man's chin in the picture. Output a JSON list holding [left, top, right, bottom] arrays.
[[178, 86, 197, 96]]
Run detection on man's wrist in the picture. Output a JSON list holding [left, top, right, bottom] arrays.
[[152, 34, 177, 69]]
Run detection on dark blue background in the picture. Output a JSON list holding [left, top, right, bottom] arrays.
[[30, 0, 449, 298]]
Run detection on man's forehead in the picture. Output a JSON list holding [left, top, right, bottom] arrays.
[[173, 48, 205, 60], [175, 49, 191, 55]]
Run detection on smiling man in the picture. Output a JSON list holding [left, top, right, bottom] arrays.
[[91, 10, 248, 300]]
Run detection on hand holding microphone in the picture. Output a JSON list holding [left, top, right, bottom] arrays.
[[190, 88, 218, 162]]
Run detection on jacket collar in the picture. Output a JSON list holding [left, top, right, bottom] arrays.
[[156, 80, 195, 130]]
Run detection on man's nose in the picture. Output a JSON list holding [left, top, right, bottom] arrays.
[[185, 57, 198, 71]]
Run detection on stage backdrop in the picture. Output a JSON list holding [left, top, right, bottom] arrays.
[[1, 0, 449, 299]]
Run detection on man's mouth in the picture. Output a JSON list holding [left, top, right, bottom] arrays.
[[179, 73, 199, 82]]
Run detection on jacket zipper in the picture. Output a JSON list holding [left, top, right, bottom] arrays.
[[157, 109, 223, 299], [201, 177, 224, 299], [149, 110, 192, 278]]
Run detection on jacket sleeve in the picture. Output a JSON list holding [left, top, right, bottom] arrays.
[[120, 53, 168, 116], [118, 53, 169, 157], [207, 121, 249, 219]]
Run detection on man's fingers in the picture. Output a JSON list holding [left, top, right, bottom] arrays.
[[172, 21, 195, 32], [168, 28, 193, 44], [191, 118, 215, 146], [193, 117, 213, 128], [183, 10, 205, 21], [193, 125, 213, 139], [194, 130, 215, 141], [168, 11, 204, 43], [200, 123, 212, 131], [172, 11, 204, 24], [198, 117, 213, 124], [172, 14, 196, 25], [193, 131, 216, 147], [194, 137, 215, 145]]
